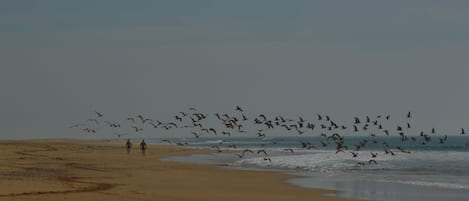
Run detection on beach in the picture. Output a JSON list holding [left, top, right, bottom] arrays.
[[0, 140, 361, 201]]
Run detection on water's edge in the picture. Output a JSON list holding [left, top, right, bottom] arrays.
[[161, 150, 469, 201]]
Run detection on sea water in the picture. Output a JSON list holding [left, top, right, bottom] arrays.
[[155, 136, 469, 201]]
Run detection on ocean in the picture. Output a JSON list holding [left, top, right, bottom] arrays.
[[152, 135, 469, 201]]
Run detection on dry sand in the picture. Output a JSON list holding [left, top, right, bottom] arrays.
[[0, 140, 363, 201]]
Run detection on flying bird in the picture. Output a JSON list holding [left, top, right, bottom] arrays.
[[132, 126, 143, 132], [95, 111, 103, 118], [350, 151, 359, 158], [83, 128, 96, 133], [212, 146, 222, 153], [242, 114, 248, 121], [191, 132, 202, 138], [257, 149, 268, 156], [317, 114, 322, 120], [126, 117, 135, 124], [356, 162, 365, 166]]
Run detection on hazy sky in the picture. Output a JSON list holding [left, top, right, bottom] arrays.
[[1, 1, 469, 139]]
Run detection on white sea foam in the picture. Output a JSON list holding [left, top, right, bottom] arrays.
[[205, 139, 226, 144], [377, 180, 469, 190], [235, 150, 469, 190]]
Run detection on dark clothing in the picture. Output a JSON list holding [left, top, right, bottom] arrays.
[[140, 140, 147, 155], [126, 140, 132, 154]]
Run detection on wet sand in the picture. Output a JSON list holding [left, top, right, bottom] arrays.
[[0, 140, 363, 201]]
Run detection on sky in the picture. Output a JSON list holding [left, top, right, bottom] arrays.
[[1, 1, 469, 139]]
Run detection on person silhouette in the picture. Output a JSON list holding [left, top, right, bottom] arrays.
[[126, 139, 132, 154], [140, 139, 147, 156]]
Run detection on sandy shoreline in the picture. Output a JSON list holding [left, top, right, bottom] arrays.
[[0, 140, 363, 201]]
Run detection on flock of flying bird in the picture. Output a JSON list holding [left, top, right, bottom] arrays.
[[70, 106, 469, 167]]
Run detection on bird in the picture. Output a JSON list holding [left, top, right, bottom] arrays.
[[83, 128, 96, 133], [209, 128, 217, 135], [257, 150, 268, 156], [68, 123, 85, 128], [191, 132, 202, 138], [356, 162, 365, 166], [397, 146, 411, 154], [283, 148, 294, 153], [176, 142, 187, 146], [167, 122, 178, 128], [383, 130, 389, 136], [95, 111, 103, 118], [235, 153, 245, 158], [149, 122, 159, 128], [259, 114, 267, 121], [263, 157, 272, 162], [87, 119, 99, 124], [113, 132, 128, 138], [407, 112, 411, 118], [320, 141, 329, 147], [242, 114, 248, 121], [336, 149, 345, 154], [350, 151, 359, 158], [439, 138, 445, 144], [132, 126, 143, 132], [214, 113, 221, 120], [298, 116, 304, 122], [384, 149, 395, 156], [212, 146, 222, 152], [368, 160, 378, 165], [370, 152, 378, 158], [242, 149, 254, 155], [126, 117, 136, 124], [354, 117, 361, 124], [296, 129, 305, 135], [462, 128, 466, 135]]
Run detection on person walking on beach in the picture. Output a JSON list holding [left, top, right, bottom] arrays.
[[126, 139, 132, 154], [140, 139, 147, 156]]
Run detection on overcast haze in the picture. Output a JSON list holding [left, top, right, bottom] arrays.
[[1, 1, 469, 139]]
